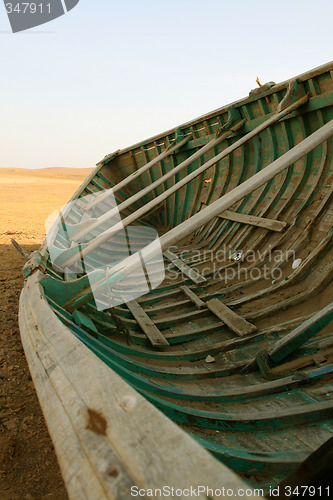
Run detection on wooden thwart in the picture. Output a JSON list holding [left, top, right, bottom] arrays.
[[126, 300, 169, 347], [206, 299, 257, 337], [218, 210, 287, 232], [164, 250, 207, 284]]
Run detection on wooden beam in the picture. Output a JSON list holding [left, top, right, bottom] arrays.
[[268, 302, 333, 363], [218, 210, 287, 232], [164, 250, 206, 284], [206, 298, 257, 337], [180, 285, 206, 309], [126, 300, 170, 347]]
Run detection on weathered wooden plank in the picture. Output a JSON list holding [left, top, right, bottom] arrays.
[[180, 285, 206, 309], [245, 261, 333, 322], [218, 210, 287, 232], [206, 298, 257, 337], [20, 286, 135, 500], [146, 387, 333, 430], [228, 230, 333, 308], [200, 204, 286, 233], [164, 250, 207, 284], [268, 302, 333, 363], [126, 300, 170, 347]]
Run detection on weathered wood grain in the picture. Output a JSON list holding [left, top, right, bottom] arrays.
[[126, 299, 170, 347], [206, 298, 257, 337], [218, 210, 287, 232]]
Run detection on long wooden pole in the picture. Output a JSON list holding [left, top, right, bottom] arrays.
[[56, 96, 308, 269], [83, 135, 191, 213], [69, 124, 243, 240], [64, 117, 333, 311]]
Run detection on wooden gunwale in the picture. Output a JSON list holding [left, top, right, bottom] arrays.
[[20, 274, 254, 500]]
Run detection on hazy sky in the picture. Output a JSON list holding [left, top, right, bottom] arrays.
[[1, 1, 332, 169]]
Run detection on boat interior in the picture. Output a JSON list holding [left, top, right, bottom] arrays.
[[33, 62, 333, 492]]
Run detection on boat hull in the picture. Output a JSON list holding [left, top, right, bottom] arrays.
[[19, 61, 333, 497]]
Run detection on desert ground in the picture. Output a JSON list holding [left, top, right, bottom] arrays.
[[0, 167, 93, 499]]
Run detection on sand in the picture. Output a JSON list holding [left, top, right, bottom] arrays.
[[0, 167, 93, 499]]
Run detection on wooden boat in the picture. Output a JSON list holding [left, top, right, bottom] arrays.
[[19, 61, 333, 499]]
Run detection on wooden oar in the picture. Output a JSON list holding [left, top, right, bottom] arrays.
[[55, 95, 307, 269], [83, 134, 192, 213], [63, 115, 333, 312], [67, 122, 243, 241]]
